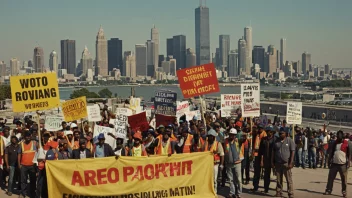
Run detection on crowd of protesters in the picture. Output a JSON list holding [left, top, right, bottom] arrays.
[[0, 102, 351, 198]]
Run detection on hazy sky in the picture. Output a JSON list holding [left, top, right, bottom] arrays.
[[1, 0, 351, 68]]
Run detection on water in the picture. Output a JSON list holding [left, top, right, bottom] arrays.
[[58, 85, 306, 100]]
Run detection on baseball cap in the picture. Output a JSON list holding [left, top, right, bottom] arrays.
[[229, 128, 237, 135], [98, 133, 105, 139], [207, 129, 218, 137]]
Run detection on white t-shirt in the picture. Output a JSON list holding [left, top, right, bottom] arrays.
[[323, 135, 330, 144], [333, 143, 346, 164]]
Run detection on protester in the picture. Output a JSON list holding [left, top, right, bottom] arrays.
[[240, 132, 251, 185], [308, 130, 318, 169], [251, 124, 266, 192], [175, 128, 194, 153], [93, 133, 114, 158], [155, 128, 176, 155], [295, 127, 307, 169], [259, 126, 276, 193], [57, 142, 72, 159], [72, 139, 92, 159], [130, 131, 147, 156], [113, 138, 129, 157], [4, 136, 19, 196]]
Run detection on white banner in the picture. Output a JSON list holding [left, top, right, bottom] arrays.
[[241, 84, 260, 117], [87, 104, 102, 122], [286, 102, 302, 125], [112, 108, 132, 139], [185, 110, 201, 121], [93, 125, 116, 149], [45, 116, 63, 131], [221, 94, 241, 117]]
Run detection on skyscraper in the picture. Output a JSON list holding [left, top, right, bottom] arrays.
[[252, 46, 265, 70], [124, 52, 136, 78], [219, 35, 230, 67], [22, 61, 28, 69], [151, 25, 159, 71], [324, 64, 331, 75], [280, 38, 286, 69], [10, 58, 19, 76], [96, 25, 108, 76], [167, 38, 174, 57], [162, 60, 170, 74], [0, 61, 6, 77], [81, 46, 93, 77], [146, 40, 156, 77], [302, 52, 311, 75], [49, 50, 58, 73], [108, 38, 123, 74], [292, 61, 301, 74], [135, 44, 147, 76], [238, 38, 249, 75], [170, 58, 176, 76], [266, 45, 278, 75], [195, 1, 210, 65], [215, 48, 220, 67], [228, 50, 239, 77], [33, 47, 44, 73], [158, 55, 165, 67], [60, 39, 76, 75], [186, 48, 196, 67], [244, 27, 252, 66], [173, 35, 186, 70]]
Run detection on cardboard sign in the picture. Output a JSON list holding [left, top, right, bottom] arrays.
[[221, 94, 241, 117], [93, 125, 116, 149], [185, 110, 201, 121], [155, 114, 176, 128], [154, 91, 177, 115], [241, 84, 260, 117], [62, 96, 88, 122], [87, 104, 101, 122], [112, 108, 132, 139], [129, 98, 141, 111], [45, 116, 63, 131], [286, 102, 302, 125], [10, 72, 60, 112], [128, 112, 149, 131], [177, 63, 219, 98]]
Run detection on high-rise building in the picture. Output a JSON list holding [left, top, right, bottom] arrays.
[[195, 1, 210, 65], [10, 58, 19, 76], [80, 46, 93, 77], [158, 55, 165, 67], [266, 45, 278, 75], [228, 50, 239, 77], [135, 44, 147, 76], [292, 61, 301, 74], [167, 38, 174, 57], [125, 53, 136, 78], [162, 61, 170, 74], [33, 47, 44, 73], [238, 38, 249, 75], [60, 39, 76, 75], [108, 38, 123, 74], [22, 61, 28, 69], [219, 35, 230, 67], [146, 40, 156, 77], [49, 50, 58, 74], [324, 64, 331, 75], [169, 58, 176, 76], [28, 60, 33, 68], [252, 46, 265, 70], [151, 25, 159, 71], [302, 52, 311, 75], [0, 61, 6, 77], [244, 27, 252, 66], [280, 38, 286, 69], [186, 48, 196, 67], [173, 35, 186, 70], [96, 25, 108, 76]]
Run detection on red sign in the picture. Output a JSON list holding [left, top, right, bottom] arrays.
[[128, 112, 149, 131], [155, 114, 176, 128], [177, 63, 219, 98]]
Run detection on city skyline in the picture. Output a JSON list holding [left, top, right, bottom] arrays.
[[0, 0, 351, 69]]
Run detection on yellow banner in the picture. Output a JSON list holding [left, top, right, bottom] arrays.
[[62, 96, 88, 122], [10, 72, 60, 112], [46, 152, 215, 198]]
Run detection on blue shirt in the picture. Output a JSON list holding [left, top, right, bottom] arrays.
[[95, 145, 104, 158]]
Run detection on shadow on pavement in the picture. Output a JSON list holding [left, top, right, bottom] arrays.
[[296, 189, 341, 197]]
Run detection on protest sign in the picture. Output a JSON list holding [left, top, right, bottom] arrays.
[[45, 116, 63, 131], [46, 152, 215, 197], [112, 108, 132, 139], [221, 94, 241, 117], [129, 97, 141, 111], [286, 102, 302, 125], [155, 114, 176, 128], [87, 104, 101, 122], [154, 91, 177, 115], [62, 96, 88, 122], [177, 63, 219, 98], [241, 84, 260, 117], [128, 112, 149, 132], [10, 72, 60, 112], [176, 101, 190, 122], [185, 110, 201, 121], [146, 109, 152, 118], [93, 125, 116, 149]]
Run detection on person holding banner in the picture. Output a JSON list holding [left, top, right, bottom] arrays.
[[93, 134, 114, 158], [130, 132, 147, 157], [113, 137, 129, 157], [155, 128, 176, 156], [72, 139, 92, 159], [175, 128, 194, 154]]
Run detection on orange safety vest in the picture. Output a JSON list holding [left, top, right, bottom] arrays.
[[182, 134, 193, 153], [156, 139, 173, 155], [204, 140, 220, 164], [253, 132, 267, 157], [224, 139, 244, 161], [21, 141, 36, 166]]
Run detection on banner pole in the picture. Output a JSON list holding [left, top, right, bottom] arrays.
[[37, 113, 42, 149], [199, 95, 207, 130]]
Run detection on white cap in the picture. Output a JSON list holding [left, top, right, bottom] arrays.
[[70, 123, 78, 128], [65, 130, 73, 136], [229, 128, 237, 135]]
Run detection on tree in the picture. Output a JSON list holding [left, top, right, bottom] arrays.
[[70, 88, 100, 99], [98, 88, 112, 98], [0, 85, 11, 100]]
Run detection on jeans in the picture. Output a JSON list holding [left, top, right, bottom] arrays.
[[296, 148, 307, 167], [20, 165, 37, 198], [214, 164, 219, 194], [275, 163, 294, 197], [326, 164, 348, 194], [252, 156, 261, 190], [226, 163, 242, 196], [308, 147, 316, 168], [36, 169, 48, 198], [263, 166, 272, 192], [7, 166, 16, 193]]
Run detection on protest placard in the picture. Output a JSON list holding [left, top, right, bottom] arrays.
[[93, 125, 116, 149], [185, 110, 201, 121], [154, 90, 177, 115], [45, 116, 63, 131], [129, 97, 140, 111], [221, 94, 241, 117], [286, 102, 302, 125], [176, 101, 190, 122], [155, 114, 176, 128], [87, 104, 101, 122], [241, 84, 260, 117], [10, 72, 60, 112], [111, 108, 132, 138], [62, 96, 88, 122], [128, 112, 149, 132], [177, 63, 219, 98]]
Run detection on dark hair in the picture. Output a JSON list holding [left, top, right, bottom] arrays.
[[10, 135, 18, 141]]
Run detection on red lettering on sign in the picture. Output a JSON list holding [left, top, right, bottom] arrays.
[[84, 170, 97, 186], [71, 171, 84, 186], [123, 167, 134, 182]]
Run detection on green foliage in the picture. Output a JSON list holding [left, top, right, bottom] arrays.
[[98, 88, 112, 98], [0, 85, 11, 100], [304, 80, 351, 88], [285, 78, 299, 83], [70, 88, 100, 99]]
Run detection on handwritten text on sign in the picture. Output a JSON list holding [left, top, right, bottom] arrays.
[[286, 102, 302, 125], [154, 91, 177, 115], [62, 96, 88, 122], [112, 108, 132, 138], [177, 63, 219, 98], [45, 116, 63, 131], [87, 105, 101, 122], [221, 94, 241, 117], [241, 84, 260, 117]]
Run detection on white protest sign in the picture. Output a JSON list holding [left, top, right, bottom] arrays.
[[87, 104, 102, 122], [286, 102, 302, 125], [176, 101, 190, 122], [129, 98, 141, 111], [241, 83, 260, 117], [113, 108, 132, 139], [185, 110, 201, 121], [221, 94, 242, 117], [45, 116, 63, 131], [93, 125, 116, 149]]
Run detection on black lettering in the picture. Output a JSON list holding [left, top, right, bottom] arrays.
[[51, 88, 57, 97], [35, 77, 41, 87], [30, 78, 36, 87], [44, 89, 50, 98], [15, 92, 22, 101], [38, 89, 44, 99], [19, 79, 29, 89], [23, 91, 28, 101], [42, 77, 48, 86]]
